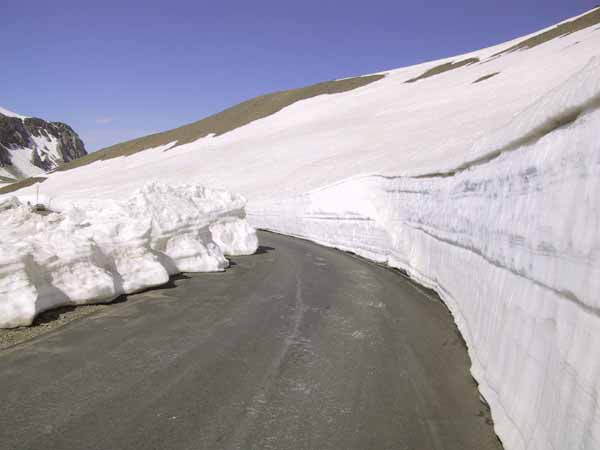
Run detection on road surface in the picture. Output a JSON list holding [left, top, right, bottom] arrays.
[[0, 231, 502, 450]]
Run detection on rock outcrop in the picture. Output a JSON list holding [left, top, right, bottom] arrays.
[[0, 110, 87, 179]]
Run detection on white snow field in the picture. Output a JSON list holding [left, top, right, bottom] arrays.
[[0, 182, 258, 328], [2, 7, 600, 450]]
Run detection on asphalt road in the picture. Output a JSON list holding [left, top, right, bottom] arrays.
[[0, 231, 502, 450]]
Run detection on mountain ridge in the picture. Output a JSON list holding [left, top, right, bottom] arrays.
[[0, 111, 87, 182]]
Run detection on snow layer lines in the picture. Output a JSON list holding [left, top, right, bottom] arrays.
[[0, 182, 258, 328], [249, 58, 600, 450]]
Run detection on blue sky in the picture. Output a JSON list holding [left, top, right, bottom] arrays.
[[2, 0, 596, 151]]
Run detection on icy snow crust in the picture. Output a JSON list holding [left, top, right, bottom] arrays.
[[251, 59, 600, 450], [0, 182, 258, 328], [2, 10, 600, 450]]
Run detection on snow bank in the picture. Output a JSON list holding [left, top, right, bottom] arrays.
[[210, 217, 260, 256], [250, 59, 600, 450], [0, 182, 258, 328]]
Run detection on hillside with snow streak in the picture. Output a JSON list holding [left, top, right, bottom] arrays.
[[2, 7, 600, 450]]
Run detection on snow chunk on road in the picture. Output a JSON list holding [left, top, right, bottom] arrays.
[[210, 217, 260, 256], [0, 182, 258, 328]]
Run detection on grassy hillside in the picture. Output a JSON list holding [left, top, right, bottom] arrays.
[[493, 6, 600, 56], [0, 177, 46, 195], [58, 74, 385, 172]]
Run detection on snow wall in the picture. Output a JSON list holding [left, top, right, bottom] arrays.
[[250, 59, 600, 450], [0, 182, 258, 328]]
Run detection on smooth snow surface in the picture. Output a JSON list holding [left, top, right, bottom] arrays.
[[0, 182, 258, 328], [2, 8, 600, 450]]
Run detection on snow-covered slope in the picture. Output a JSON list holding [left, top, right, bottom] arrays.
[[0, 109, 87, 181], [3, 7, 600, 450], [10, 8, 599, 201]]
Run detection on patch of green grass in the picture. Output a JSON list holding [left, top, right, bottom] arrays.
[[0, 177, 46, 195], [492, 7, 600, 57], [473, 72, 500, 84], [405, 58, 480, 83], [57, 74, 385, 172]]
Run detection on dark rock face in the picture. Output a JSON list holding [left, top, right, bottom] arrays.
[[0, 112, 87, 177], [0, 146, 11, 167]]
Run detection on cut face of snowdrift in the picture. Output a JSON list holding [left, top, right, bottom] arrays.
[[250, 58, 600, 450], [0, 182, 258, 328]]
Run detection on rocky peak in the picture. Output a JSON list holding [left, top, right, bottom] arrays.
[[0, 110, 87, 179]]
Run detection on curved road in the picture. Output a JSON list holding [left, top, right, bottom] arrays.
[[0, 231, 502, 450]]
